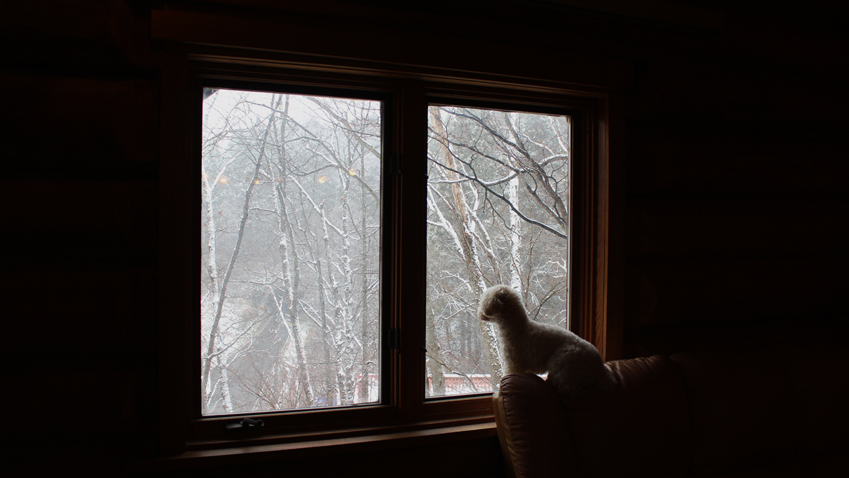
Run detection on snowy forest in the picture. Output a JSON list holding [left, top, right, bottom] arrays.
[[201, 88, 571, 415]]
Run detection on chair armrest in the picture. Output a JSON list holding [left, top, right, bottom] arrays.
[[493, 373, 579, 478]]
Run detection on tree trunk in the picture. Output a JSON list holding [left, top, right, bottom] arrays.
[[270, 94, 315, 407], [425, 306, 446, 396], [430, 108, 503, 389], [201, 107, 271, 414]]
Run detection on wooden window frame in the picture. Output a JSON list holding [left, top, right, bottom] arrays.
[[156, 44, 614, 463]]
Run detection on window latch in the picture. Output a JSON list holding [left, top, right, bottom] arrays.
[[225, 417, 265, 431]]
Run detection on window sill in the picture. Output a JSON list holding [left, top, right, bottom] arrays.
[[140, 420, 497, 471]]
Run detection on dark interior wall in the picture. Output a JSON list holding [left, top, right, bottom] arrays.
[[618, 1, 849, 355], [1, 1, 846, 476], [2, 1, 162, 476]]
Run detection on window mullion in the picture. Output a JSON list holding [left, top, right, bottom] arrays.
[[390, 81, 428, 419]]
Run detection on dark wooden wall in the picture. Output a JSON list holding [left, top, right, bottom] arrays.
[[2, 1, 846, 476], [617, 1, 849, 355]]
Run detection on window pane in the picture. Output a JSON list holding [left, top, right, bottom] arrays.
[[425, 106, 570, 398], [201, 89, 382, 415]]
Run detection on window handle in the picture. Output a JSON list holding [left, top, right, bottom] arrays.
[[225, 418, 265, 431]]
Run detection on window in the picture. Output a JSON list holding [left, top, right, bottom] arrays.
[[201, 89, 383, 415], [158, 52, 611, 457], [425, 105, 572, 398]]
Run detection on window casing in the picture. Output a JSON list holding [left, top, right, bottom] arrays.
[[158, 50, 612, 457]]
